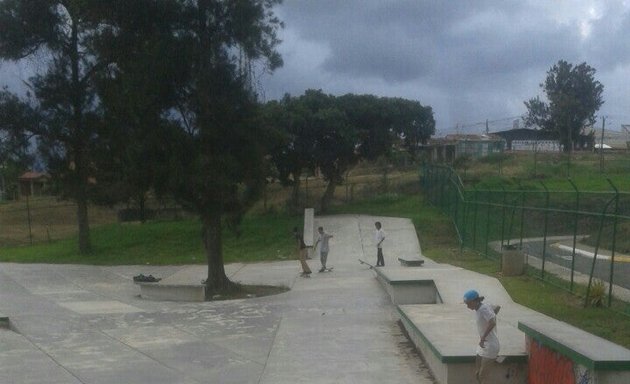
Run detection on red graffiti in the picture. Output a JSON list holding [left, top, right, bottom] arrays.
[[528, 340, 575, 384]]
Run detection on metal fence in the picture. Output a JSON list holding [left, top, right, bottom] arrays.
[[0, 195, 183, 247], [422, 163, 630, 308]]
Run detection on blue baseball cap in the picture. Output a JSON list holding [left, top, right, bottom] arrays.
[[463, 289, 479, 303]]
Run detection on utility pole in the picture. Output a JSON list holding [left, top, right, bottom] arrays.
[[599, 116, 606, 173]]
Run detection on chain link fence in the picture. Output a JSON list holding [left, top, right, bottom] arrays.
[[422, 163, 630, 309], [0, 195, 184, 247]]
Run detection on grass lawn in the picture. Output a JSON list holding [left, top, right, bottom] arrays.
[[0, 213, 302, 265]]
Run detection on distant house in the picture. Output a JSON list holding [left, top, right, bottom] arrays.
[[447, 134, 505, 158], [18, 171, 50, 198], [492, 128, 594, 152], [492, 128, 559, 152], [424, 134, 505, 162]]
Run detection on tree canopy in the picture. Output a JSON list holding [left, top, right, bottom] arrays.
[[0, 0, 284, 292], [523, 60, 604, 152], [0, 0, 110, 253], [264, 90, 435, 212]]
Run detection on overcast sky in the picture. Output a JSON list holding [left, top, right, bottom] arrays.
[[2, 1, 629, 136], [259, 0, 630, 135]]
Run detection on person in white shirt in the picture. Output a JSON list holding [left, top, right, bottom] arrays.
[[314, 226, 333, 272], [463, 289, 501, 384], [374, 221, 386, 266]]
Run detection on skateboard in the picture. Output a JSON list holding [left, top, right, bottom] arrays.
[[358, 259, 374, 269], [318, 266, 334, 272]]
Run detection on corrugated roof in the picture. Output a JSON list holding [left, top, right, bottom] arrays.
[[18, 171, 50, 180]]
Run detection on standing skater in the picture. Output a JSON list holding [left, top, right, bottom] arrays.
[[314, 226, 333, 272], [463, 289, 501, 384], [293, 227, 312, 277], [374, 221, 386, 266]]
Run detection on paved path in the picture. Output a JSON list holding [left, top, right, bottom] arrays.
[[0, 215, 434, 384]]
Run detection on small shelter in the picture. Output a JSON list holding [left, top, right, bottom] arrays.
[[423, 134, 505, 163], [18, 171, 50, 198], [447, 134, 505, 158]]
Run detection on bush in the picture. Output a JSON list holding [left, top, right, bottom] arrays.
[[589, 279, 606, 307]]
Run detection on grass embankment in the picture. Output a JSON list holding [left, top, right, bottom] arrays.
[[0, 214, 301, 265], [459, 152, 630, 191]]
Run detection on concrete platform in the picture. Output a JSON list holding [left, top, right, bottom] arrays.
[[3, 214, 630, 384], [375, 257, 630, 384], [399, 305, 527, 384], [0, 215, 435, 384], [375, 265, 527, 383]]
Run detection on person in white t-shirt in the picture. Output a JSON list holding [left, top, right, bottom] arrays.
[[463, 289, 501, 384], [374, 221, 386, 266], [314, 226, 333, 272]]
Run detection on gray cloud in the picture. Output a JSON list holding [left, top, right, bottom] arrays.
[[2, 1, 629, 133], [263, 0, 630, 132]]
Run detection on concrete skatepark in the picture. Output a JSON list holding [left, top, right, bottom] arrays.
[[1, 214, 630, 383]]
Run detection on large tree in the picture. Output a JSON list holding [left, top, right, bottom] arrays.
[[146, 0, 283, 293], [524, 60, 604, 153], [0, 89, 36, 198], [0, 0, 110, 253], [91, 0, 183, 218], [267, 91, 436, 212], [262, 95, 317, 211], [387, 97, 435, 158]]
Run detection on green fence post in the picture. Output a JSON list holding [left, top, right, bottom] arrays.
[[460, 188, 467, 252], [485, 190, 491, 257], [585, 194, 616, 307], [472, 185, 478, 250], [568, 179, 580, 292], [540, 182, 550, 278], [457, 173, 467, 251], [500, 185, 507, 249], [519, 186, 525, 249], [506, 192, 518, 247], [606, 179, 619, 307]]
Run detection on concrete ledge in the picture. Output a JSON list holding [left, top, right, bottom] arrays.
[[399, 305, 527, 384], [519, 320, 630, 372], [303, 208, 315, 247], [398, 256, 424, 267], [304, 208, 315, 258], [374, 267, 441, 305], [136, 282, 205, 302]]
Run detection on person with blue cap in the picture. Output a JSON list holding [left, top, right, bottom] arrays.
[[463, 289, 501, 383]]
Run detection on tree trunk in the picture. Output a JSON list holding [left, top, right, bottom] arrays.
[[70, 14, 91, 255], [202, 213, 234, 297], [320, 180, 336, 213], [290, 174, 301, 211], [77, 192, 91, 254]]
